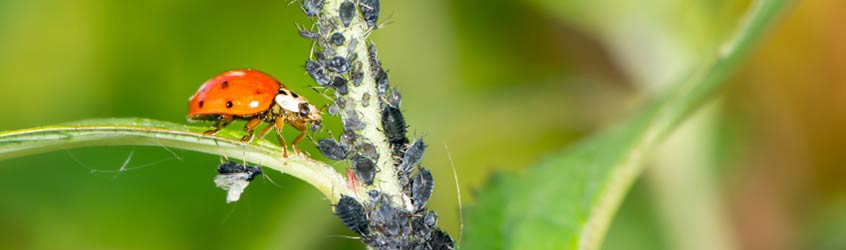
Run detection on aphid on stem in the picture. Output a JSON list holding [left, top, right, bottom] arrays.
[[335, 195, 370, 235]]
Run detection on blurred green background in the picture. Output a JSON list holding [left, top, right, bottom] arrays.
[[0, 0, 843, 249]]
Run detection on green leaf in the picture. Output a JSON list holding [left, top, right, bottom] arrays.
[[462, 0, 789, 249], [0, 117, 350, 202]]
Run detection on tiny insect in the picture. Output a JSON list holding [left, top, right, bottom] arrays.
[[411, 167, 434, 210], [381, 105, 408, 145], [297, 26, 319, 40], [361, 92, 371, 107], [368, 44, 381, 73], [301, 0, 324, 17], [335, 195, 370, 235], [331, 32, 345, 46], [358, 142, 378, 160], [429, 229, 455, 250], [331, 76, 349, 95], [375, 69, 389, 96], [370, 197, 400, 234], [318, 138, 348, 160], [327, 56, 350, 73], [398, 139, 425, 173], [338, 0, 355, 27], [358, 0, 380, 28], [188, 69, 322, 157], [351, 154, 376, 185], [214, 161, 263, 203], [340, 129, 358, 147], [387, 88, 401, 108], [344, 109, 366, 131], [305, 60, 330, 86]]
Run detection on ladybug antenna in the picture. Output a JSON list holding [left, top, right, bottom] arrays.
[[310, 86, 334, 101]]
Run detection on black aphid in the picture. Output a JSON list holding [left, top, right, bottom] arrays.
[[305, 60, 330, 86], [361, 92, 371, 107], [412, 168, 434, 210], [381, 105, 408, 145], [327, 103, 340, 116], [339, 1, 355, 27], [298, 29, 319, 40], [351, 154, 376, 185], [340, 129, 358, 147], [387, 88, 402, 107], [335, 195, 370, 235], [359, 0, 380, 28], [318, 138, 348, 160], [327, 56, 350, 73], [331, 32, 345, 46], [428, 229, 455, 250], [331, 76, 349, 95], [217, 161, 262, 181], [398, 139, 425, 173], [368, 44, 381, 73], [344, 110, 365, 131], [423, 211, 438, 228], [359, 142, 378, 160], [370, 197, 410, 237], [376, 69, 389, 96], [301, 0, 324, 17]]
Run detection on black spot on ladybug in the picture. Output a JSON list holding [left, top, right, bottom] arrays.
[[331, 32, 345, 46], [291, 92, 299, 98], [279, 89, 288, 95], [335, 195, 369, 235], [339, 1, 355, 27], [226, 101, 233, 108], [221, 81, 229, 89], [198, 100, 204, 108]]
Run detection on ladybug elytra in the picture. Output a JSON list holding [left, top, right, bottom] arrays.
[[188, 69, 321, 157]]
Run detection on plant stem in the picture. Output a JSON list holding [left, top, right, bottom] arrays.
[[0, 119, 351, 201]]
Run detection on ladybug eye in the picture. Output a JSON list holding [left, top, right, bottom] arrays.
[[299, 103, 310, 116], [291, 92, 299, 98], [226, 101, 233, 108]]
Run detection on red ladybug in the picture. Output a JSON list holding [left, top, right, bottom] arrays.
[[188, 69, 322, 156]]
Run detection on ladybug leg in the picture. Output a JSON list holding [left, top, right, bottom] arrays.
[[203, 115, 234, 135], [240, 117, 263, 142], [253, 123, 275, 142], [273, 117, 289, 158], [291, 130, 307, 154]]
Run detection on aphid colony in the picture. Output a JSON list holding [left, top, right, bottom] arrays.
[[297, 0, 453, 248]]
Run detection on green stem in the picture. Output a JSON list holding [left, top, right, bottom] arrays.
[[0, 118, 350, 202], [581, 0, 788, 248]]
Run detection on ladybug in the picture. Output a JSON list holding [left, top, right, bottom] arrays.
[[188, 69, 322, 157]]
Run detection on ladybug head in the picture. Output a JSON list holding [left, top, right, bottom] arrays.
[[298, 102, 322, 123]]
